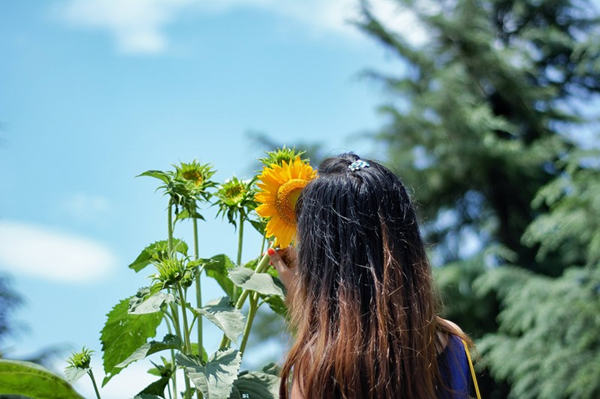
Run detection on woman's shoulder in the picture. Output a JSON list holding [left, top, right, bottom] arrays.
[[436, 318, 466, 355]]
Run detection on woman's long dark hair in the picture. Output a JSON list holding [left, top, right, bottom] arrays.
[[279, 153, 470, 399]]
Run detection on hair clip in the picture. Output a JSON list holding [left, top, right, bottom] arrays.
[[348, 159, 370, 171]]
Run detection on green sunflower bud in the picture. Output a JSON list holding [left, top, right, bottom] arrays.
[[67, 347, 93, 370]]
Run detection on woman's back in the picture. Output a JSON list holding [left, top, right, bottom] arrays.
[[266, 153, 480, 399]]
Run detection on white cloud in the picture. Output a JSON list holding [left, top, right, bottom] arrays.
[[57, 0, 194, 53], [55, 0, 429, 54], [62, 193, 110, 222], [0, 221, 116, 283]]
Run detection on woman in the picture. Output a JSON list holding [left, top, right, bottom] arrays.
[[267, 153, 480, 399]]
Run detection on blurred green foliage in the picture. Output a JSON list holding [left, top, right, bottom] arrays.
[[357, 0, 600, 397]]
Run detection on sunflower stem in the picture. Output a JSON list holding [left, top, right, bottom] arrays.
[[239, 292, 259, 356], [166, 201, 178, 397], [176, 283, 193, 398], [218, 254, 270, 350], [176, 284, 192, 353], [166, 321, 178, 399], [88, 369, 102, 399], [259, 234, 266, 261], [236, 213, 245, 266], [193, 218, 203, 358], [167, 202, 174, 253], [234, 213, 245, 302]]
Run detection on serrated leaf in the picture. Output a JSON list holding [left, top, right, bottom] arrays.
[[229, 267, 285, 298], [0, 359, 83, 399], [129, 290, 175, 315], [116, 334, 181, 368], [202, 254, 236, 297], [101, 297, 164, 386], [191, 297, 245, 343], [229, 371, 280, 399], [177, 349, 241, 399], [129, 239, 189, 272]]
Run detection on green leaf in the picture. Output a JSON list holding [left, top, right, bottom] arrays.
[[129, 239, 189, 272], [138, 170, 171, 184], [177, 349, 242, 399], [229, 267, 285, 298], [202, 254, 236, 297], [191, 297, 245, 343], [189, 343, 209, 364], [263, 294, 288, 318], [135, 374, 171, 398], [116, 334, 181, 368], [229, 371, 280, 399], [261, 362, 281, 376], [175, 208, 190, 222], [0, 359, 83, 399], [101, 297, 164, 386], [129, 290, 174, 315], [249, 218, 267, 236]]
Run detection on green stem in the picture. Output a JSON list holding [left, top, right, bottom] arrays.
[[176, 283, 193, 398], [193, 218, 203, 357], [176, 284, 192, 352], [219, 254, 270, 349], [167, 202, 174, 253], [88, 370, 102, 399], [239, 293, 259, 355], [236, 213, 244, 266], [170, 295, 183, 350], [233, 214, 245, 302], [166, 322, 177, 399], [259, 235, 266, 260]]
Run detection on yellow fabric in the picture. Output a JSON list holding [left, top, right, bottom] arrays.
[[461, 339, 482, 399]]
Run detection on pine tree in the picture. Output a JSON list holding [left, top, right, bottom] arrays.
[[475, 150, 600, 398], [356, 0, 600, 396]]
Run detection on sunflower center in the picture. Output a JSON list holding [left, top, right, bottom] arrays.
[[276, 179, 306, 224], [222, 184, 245, 205], [182, 170, 203, 185]]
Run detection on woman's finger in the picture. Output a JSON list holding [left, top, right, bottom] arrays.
[[267, 247, 296, 292], [267, 247, 288, 273]]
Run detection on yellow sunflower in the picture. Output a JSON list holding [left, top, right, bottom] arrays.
[[255, 156, 317, 248]]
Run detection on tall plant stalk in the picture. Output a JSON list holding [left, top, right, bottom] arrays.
[[236, 213, 244, 266], [193, 218, 203, 356], [219, 254, 270, 350], [176, 284, 192, 352], [166, 203, 178, 396], [88, 370, 101, 399], [239, 293, 258, 355], [233, 213, 245, 302]]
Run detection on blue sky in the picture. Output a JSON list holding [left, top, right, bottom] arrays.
[[0, 0, 418, 396]]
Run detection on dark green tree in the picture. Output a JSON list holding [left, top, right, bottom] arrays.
[[475, 149, 600, 398], [356, 0, 599, 397]]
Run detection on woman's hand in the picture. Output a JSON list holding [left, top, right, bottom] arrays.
[[267, 246, 297, 295]]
